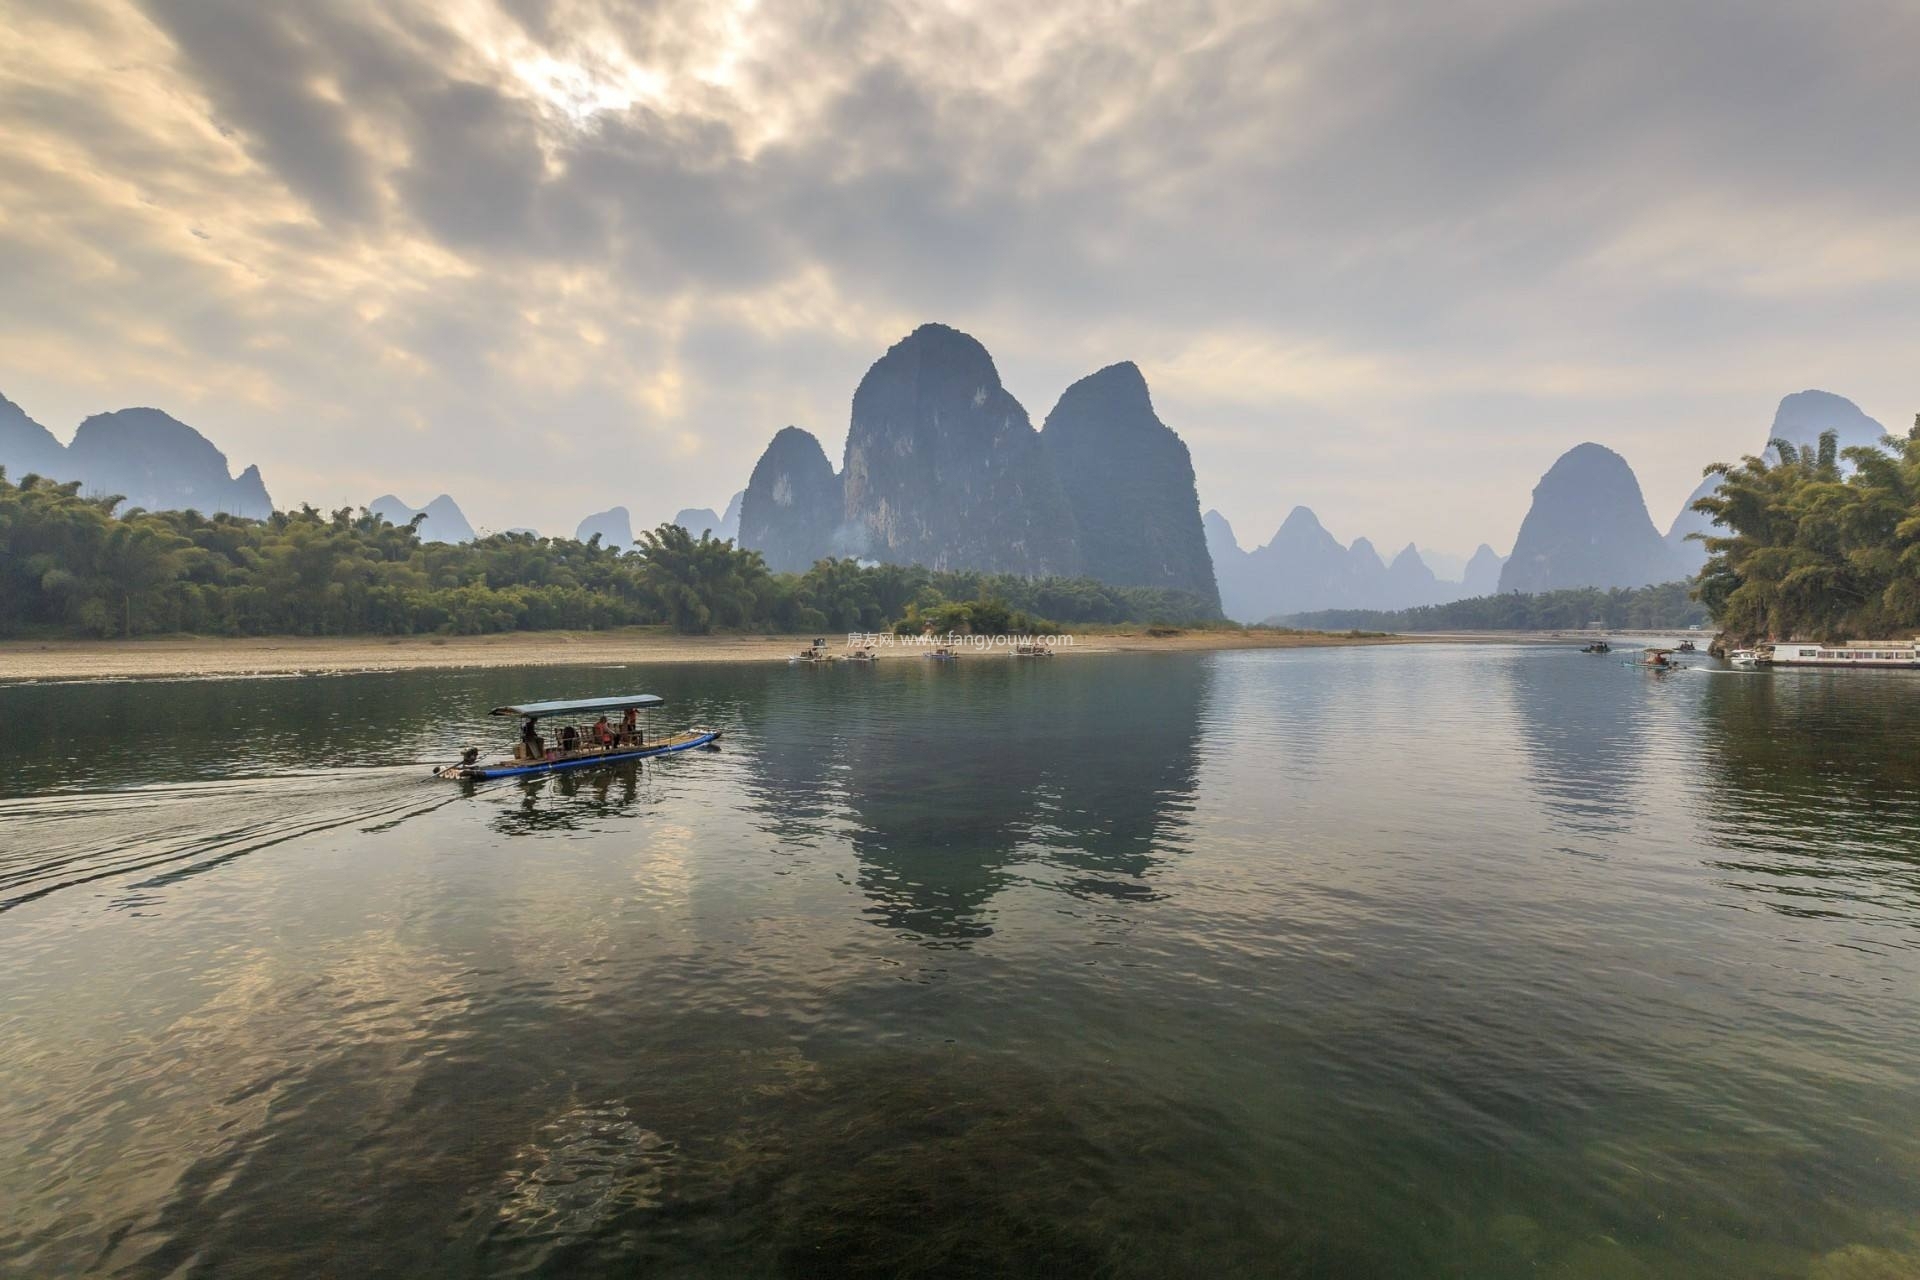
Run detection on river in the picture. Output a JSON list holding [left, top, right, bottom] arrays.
[[2, 645, 1917, 1276]]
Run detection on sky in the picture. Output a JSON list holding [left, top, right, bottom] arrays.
[[2, 0, 1916, 559]]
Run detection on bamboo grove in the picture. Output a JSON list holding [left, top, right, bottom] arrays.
[[0, 470, 1217, 637], [1694, 415, 1920, 643]]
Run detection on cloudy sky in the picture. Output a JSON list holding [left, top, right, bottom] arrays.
[[2, 0, 1916, 558]]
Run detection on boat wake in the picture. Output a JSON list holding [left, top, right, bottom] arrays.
[[0, 767, 463, 915]]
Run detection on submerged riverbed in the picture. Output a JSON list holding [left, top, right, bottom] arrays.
[[3, 646, 1918, 1277]]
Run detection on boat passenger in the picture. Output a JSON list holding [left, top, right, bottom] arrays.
[[560, 724, 580, 753], [520, 717, 544, 760], [593, 715, 614, 749], [621, 706, 639, 744]]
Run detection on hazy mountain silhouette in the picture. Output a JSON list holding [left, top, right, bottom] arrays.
[[1040, 362, 1218, 608], [1205, 506, 1477, 621], [575, 506, 633, 548], [1667, 390, 1887, 573], [0, 391, 67, 480], [738, 426, 843, 573], [671, 507, 724, 537], [2, 397, 274, 518], [1499, 443, 1677, 593], [717, 490, 744, 542], [368, 494, 475, 543], [1385, 542, 1440, 603], [1203, 510, 1259, 620], [1461, 544, 1506, 597]]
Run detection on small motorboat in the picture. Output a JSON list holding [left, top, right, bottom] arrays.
[[790, 637, 835, 665], [1013, 644, 1053, 658], [1630, 647, 1684, 671], [1676, 639, 1698, 653], [926, 646, 959, 662], [1728, 648, 1766, 668], [436, 695, 720, 782], [1580, 641, 1612, 654], [844, 645, 880, 663]]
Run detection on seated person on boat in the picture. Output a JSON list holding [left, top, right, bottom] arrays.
[[449, 695, 715, 781]]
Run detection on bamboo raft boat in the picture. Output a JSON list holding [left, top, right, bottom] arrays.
[[436, 694, 721, 781]]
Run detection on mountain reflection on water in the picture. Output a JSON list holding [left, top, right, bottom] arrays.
[[3, 647, 1920, 1278], [745, 658, 1205, 942]]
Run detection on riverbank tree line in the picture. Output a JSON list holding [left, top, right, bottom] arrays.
[[1276, 580, 1710, 633], [0, 471, 1218, 637], [1696, 418, 1920, 643]]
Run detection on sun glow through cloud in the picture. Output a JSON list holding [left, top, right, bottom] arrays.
[[0, 0, 1915, 547]]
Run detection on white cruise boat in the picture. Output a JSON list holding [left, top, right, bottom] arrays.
[[1765, 641, 1920, 669]]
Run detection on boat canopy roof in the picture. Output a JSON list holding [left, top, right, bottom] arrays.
[[490, 694, 665, 719]]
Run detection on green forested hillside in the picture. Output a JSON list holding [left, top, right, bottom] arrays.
[[0, 471, 1216, 637]]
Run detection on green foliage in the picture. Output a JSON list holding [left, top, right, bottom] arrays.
[[1278, 581, 1709, 632], [1690, 424, 1920, 643], [890, 594, 1060, 637], [0, 472, 1220, 639]]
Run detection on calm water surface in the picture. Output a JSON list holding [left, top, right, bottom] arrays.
[[2, 646, 1918, 1277]]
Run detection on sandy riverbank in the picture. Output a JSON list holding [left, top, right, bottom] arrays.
[[0, 627, 1430, 682]]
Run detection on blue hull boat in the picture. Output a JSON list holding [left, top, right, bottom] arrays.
[[460, 728, 722, 781], [437, 694, 721, 782]]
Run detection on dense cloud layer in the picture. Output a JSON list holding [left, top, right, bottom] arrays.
[[1, 0, 1915, 547]]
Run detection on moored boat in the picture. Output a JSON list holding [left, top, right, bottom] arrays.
[[1764, 640, 1920, 669], [437, 694, 720, 781], [790, 637, 835, 665], [1727, 648, 1766, 668], [926, 646, 958, 662]]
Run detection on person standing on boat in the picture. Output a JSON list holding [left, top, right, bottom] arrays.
[[621, 706, 640, 746], [593, 715, 615, 750], [520, 717, 543, 760]]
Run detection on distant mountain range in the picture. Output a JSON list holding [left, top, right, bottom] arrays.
[[574, 506, 634, 548], [368, 494, 476, 544], [738, 323, 1220, 608], [670, 492, 744, 542], [1204, 506, 1504, 623], [1, 393, 272, 518], [4, 374, 1891, 615]]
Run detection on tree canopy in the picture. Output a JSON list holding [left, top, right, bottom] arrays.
[[1278, 581, 1708, 633], [1694, 415, 1920, 643], [0, 470, 1218, 638]]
